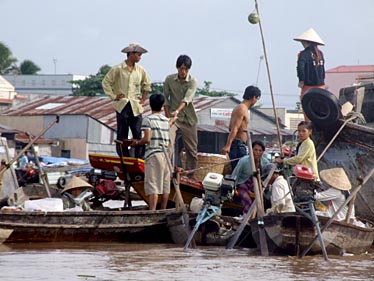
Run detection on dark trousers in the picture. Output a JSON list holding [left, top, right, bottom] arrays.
[[229, 139, 248, 170], [116, 103, 144, 158]]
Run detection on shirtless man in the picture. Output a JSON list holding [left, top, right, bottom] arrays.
[[221, 85, 261, 170]]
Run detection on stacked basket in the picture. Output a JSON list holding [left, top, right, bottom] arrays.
[[181, 152, 232, 182]]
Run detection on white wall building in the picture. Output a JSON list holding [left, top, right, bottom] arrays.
[[3, 74, 87, 96]]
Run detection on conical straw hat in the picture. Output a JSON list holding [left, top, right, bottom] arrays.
[[61, 176, 93, 193], [320, 168, 351, 191], [294, 28, 325, 45]]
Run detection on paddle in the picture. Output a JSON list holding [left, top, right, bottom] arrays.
[[300, 168, 374, 258], [247, 132, 269, 256], [226, 164, 276, 249]]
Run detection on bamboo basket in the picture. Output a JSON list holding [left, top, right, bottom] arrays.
[[181, 152, 232, 182]]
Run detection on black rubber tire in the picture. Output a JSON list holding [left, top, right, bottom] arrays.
[[301, 88, 341, 127]]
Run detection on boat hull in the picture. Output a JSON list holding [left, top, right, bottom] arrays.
[[250, 214, 374, 256], [0, 209, 175, 243], [313, 121, 374, 222]]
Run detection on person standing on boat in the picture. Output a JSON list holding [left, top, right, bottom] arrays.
[[221, 86, 261, 170], [231, 141, 269, 214], [61, 176, 93, 211], [163, 55, 198, 181], [102, 43, 151, 158], [131, 94, 170, 210], [263, 164, 295, 214], [275, 121, 320, 181], [294, 28, 326, 121]]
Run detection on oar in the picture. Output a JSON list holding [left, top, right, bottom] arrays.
[[161, 145, 196, 249], [226, 164, 276, 249], [300, 168, 374, 258], [247, 132, 269, 256]]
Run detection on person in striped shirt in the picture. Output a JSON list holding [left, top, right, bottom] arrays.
[[131, 94, 171, 210]]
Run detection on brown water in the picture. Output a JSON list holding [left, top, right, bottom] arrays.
[[0, 243, 373, 281]]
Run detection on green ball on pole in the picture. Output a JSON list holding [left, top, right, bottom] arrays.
[[248, 12, 259, 24]]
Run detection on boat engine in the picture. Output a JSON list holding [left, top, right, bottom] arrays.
[[289, 164, 322, 202], [202, 173, 235, 206]]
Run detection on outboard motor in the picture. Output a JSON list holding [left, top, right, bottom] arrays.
[[289, 164, 321, 202], [202, 173, 235, 206]]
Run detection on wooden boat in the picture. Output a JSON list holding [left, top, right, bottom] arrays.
[[250, 213, 374, 256], [302, 86, 374, 222], [0, 208, 175, 243], [88, 154, 243, 216]]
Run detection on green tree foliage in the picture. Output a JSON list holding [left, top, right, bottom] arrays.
[[196, 81, 235, 97], [20, 60, 41, 74], [0, 42, 18, 74], [71, 64, 111, 96]]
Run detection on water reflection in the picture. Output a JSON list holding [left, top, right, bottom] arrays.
[[0, 243, 372, 281]]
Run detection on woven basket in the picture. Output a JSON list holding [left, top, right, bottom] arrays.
[[181, 152, 232, 182]]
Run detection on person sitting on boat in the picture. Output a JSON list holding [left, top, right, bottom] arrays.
[[131, 93, 171, 211], [61, 176, 93, 211], [315, 167, 365, 227], [264, 164, 296, 214], [275, 121, 320, 181], [231, 140, 269, 214]]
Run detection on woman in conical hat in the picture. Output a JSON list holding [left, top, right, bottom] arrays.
[[314, 168, 351, 221], [294, 28, 326, 121], [61, 176, 93, 211]]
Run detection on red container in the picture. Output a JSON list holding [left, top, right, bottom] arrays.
[[293, 164, 314, 181]]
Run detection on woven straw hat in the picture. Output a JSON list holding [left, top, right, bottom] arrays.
[[61, 176, 93, 193], [121, 43, 148, 54], [294, 28, 325, 46], [320, 168, 351, 190]]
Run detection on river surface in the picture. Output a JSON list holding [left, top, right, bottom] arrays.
[[0, 243, 373, 281]]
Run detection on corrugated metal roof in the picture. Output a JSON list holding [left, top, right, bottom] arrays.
[[2, 95, 235, 131], [1, 95, 291, 135]]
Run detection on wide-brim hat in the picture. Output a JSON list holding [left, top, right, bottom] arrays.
[[320, 168, 351, 191], [61, 176, 93, 193], [121, 43, 148, 54], [294, 28, 325, 46]]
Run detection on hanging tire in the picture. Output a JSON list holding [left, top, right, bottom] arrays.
[[301, 88, 341, 127], [57, 175, 72, 189]]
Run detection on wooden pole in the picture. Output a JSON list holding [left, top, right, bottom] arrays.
[[114, 140, 132, 209], [254, 0, 283, 155], [161, 145, 196, 249], [0, 116, 59, 179], [300, 168, 374, 258], [26, 133, 51, 198]]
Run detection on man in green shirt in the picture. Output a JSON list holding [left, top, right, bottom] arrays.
[[102, 43, 151, 158], [163, 55, 198, 180]]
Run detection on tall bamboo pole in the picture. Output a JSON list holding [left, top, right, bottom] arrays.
[[254, 0, 283, 155]]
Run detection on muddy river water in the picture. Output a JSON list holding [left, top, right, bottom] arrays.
[[0, 243, 373, 281]]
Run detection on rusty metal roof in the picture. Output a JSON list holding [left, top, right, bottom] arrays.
[[1, 95, 291, 135], [327, 65, 374, 73], [1, 95, 235, 131]]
